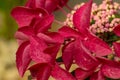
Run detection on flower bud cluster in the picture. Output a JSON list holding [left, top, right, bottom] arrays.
[[90, 0, 120, 33]]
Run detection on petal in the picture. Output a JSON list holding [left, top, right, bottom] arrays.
[[25, 0, 37, 8], [30, 36, 51, 63], [15, 32, 29, 45], [73, 0, 92, 33], [15, 26, 34, 44], [96, 57, 120, 79], [44, 0, 58, 13], [29, 63, 51, 80], [90, 70, 105, 80], [26, 0, 58, 13], [11, 7, 47, 27], [75, 68, 93, 80], [102, 64, 120, 79], [58, 26, 80, 38], [16, 41, 31, 77], [62, 41, 75, 70], [16, 26, 34, 38], [44, 43, 61, 61], [57, 0, 69, 8], [113, 42, 120, 58], [74, 40, 99, 71], [113, 24, 120, 37], [34, 15, 54, 33], [82, 34, 112, 57], [37, 33, 57, 44], [51, 64, 75, 80], [45, 32, 64, 43]]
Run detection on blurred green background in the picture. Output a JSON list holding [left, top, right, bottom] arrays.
[[0, 0, 120, 80]]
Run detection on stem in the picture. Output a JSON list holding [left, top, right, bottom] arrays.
[[54, 19, 64, 26], [57, 5, 68, 16], [65, 4, 73, 11]]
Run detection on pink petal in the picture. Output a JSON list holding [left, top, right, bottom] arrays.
[[90, 70, 105, 80], [15, 26, 34, 44], [58, 26, 80, 38], [16, 26, 34, 38], [113, 42, 120, 58], [11, 7, 47, 27], [45, 32, 64, 43], [51, 64, 75, 80], [97, 57, 120, 79], [34, 15, 54, 33], [102, 64, 120, 79], [57, 0, 69, 8], [15, 32, 29, 45], [113, 24, 120, 37], [16, 41, 31, 77], [62, 41, 75, 70], [74, 40, 99, 71], [73, 0, 92, 33], [44, 0, 58, 13], [75, 68, 93, 80], [82, 34, 112, 57], [29, 63, 51, 80], [44, 43, 61, 61], [26, 0, 58, 13], [30, 36, 51, 63], [37, 33, 57, 44]]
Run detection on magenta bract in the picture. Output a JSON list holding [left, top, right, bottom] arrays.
[[25, 0, 69, 13], [11, 7, 48, 27], [113, 25, 120, 37]]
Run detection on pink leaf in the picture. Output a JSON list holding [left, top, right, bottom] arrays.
[[82, 34, 112, 57], [16, 41, 31, 77], [11, 7, 47, 27], [97, 57, 120, 79], [51, 64, 75, 80], [102, 64, 120, 79], [74, 40, 99, 71], [75, 68, 93, 80], [44, 43, 61, 61], [34, 15, 54, 33], [90, 70, 105, 80], [113, 24, 120, 37], [73, 0, 92, 33], [62, 41, 75, 70], [58, 26, 80, 38], [30, 36, 51, 63], [113, 42, 120, 58], [29, 63, 51, 80], [25, 0, 58, 13]]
